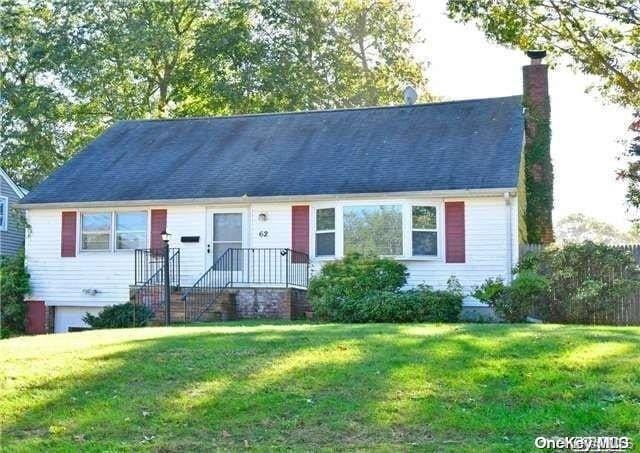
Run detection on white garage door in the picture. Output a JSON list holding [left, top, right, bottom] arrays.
[[54, 307, 102, 333]]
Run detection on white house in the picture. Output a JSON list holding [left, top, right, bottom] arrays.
[[19, 57, 550, 333]]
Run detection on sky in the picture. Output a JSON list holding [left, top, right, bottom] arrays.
[[412, 1, 634, 230]]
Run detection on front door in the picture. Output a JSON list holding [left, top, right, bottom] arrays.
[[208, 211, 245, 285]]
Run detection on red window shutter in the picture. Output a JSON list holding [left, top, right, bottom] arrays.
[[61, 211, 77, 257], [445, 202, 465, 263], [150, 209, 167, 250], [291, 205, 309, 256]]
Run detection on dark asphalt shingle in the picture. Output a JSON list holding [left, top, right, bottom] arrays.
[[22, 96, 524, 204]]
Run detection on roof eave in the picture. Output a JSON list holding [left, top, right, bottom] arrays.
[[0, 168, 25, 199], [17, 187, 518, 209]]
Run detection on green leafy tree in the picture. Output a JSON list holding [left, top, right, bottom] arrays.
[[556, 213, 640, 245], [618, 112, 640, 217], [447, 0, 640, 107], [446, 0, 640, 220], [0, 1, 77, 188], [1, 0, 431, 188]]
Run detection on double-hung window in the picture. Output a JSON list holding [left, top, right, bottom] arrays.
[[411, 206, 438, 256], [315, 208, 335, 256], [0, 196, 7, 231], [81, 212, 112, 251], [116, 211, 147, 250]]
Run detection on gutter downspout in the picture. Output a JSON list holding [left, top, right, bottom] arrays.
[[504, 192, 513, 283]]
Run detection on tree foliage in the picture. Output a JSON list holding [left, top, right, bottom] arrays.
[[556, 213, 640, 244], [0, 251, 30, 337], [1, 0, 430, 188], [618, 112, 640, 216], [446, 0, 640, 216], [447, 0, 640, 107]]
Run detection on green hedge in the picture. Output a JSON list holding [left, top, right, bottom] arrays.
[[350, 287, 463, 323], [309, 254, 463, 323], [476, 241, 640, 323], [518, 241, 640, 322], [0, 251, 30, 338], [83, 302, 154, 329]]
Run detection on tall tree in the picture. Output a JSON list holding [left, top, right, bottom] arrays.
[[447, 0, 640, 107], [1, 0, 430, 188], [556, 213, 640, 244], [446, 0, 640, 219], [0, 1, 75, 188]]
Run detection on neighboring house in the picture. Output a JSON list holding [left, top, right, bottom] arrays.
[[19, 55, 550, 333], [0, 168, 26, 257]]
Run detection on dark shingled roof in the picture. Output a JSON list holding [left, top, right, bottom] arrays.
[[22, 95, 524, 204]]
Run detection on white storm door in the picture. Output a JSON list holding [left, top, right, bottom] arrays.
[[210, 212, 244, 264]]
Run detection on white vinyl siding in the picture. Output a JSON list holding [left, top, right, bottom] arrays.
[[24, 195, 519, 310]]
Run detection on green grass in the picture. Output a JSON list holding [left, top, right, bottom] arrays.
[[1, 322, 639, 451]]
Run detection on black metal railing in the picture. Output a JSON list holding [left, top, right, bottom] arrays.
[[134, 248, 180, 287], [132, 248, 180, 321], [182, 248, 309, 322]]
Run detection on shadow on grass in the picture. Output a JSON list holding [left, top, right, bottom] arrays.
[[3, 323, 640, 450]]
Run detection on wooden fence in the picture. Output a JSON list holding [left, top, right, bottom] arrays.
[[519, 244, 640, 326]]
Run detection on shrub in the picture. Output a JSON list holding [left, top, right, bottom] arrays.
[[83, 303, 154, 329], [473, 277, 506, 306], [310, 253, 463, 323], [475, 272, 549, 322], [0, 251, 30, 338], [321, 286, 463, 323], [309, 253, 408, 321], [518, 241, 640, 322]]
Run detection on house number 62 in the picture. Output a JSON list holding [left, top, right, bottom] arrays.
[[258, 231, 269, 238]]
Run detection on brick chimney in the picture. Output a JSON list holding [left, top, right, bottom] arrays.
[[522, 50, 554, 244]]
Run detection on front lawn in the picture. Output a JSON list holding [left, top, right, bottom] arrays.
[[1, 323, 639, 451]]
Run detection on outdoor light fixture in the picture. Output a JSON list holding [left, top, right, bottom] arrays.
[[160, 230, 172, 326], [258, 213, 267, 222]]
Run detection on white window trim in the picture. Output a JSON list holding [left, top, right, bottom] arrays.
[[115, 210, 149, 251], [0, 196, 8, 231], [78, 208, 151, 254], [79, 211, 112, 252], [311, 200, 444, 261], [409, 205, 440, 258], [313, 207, 336, 258]]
